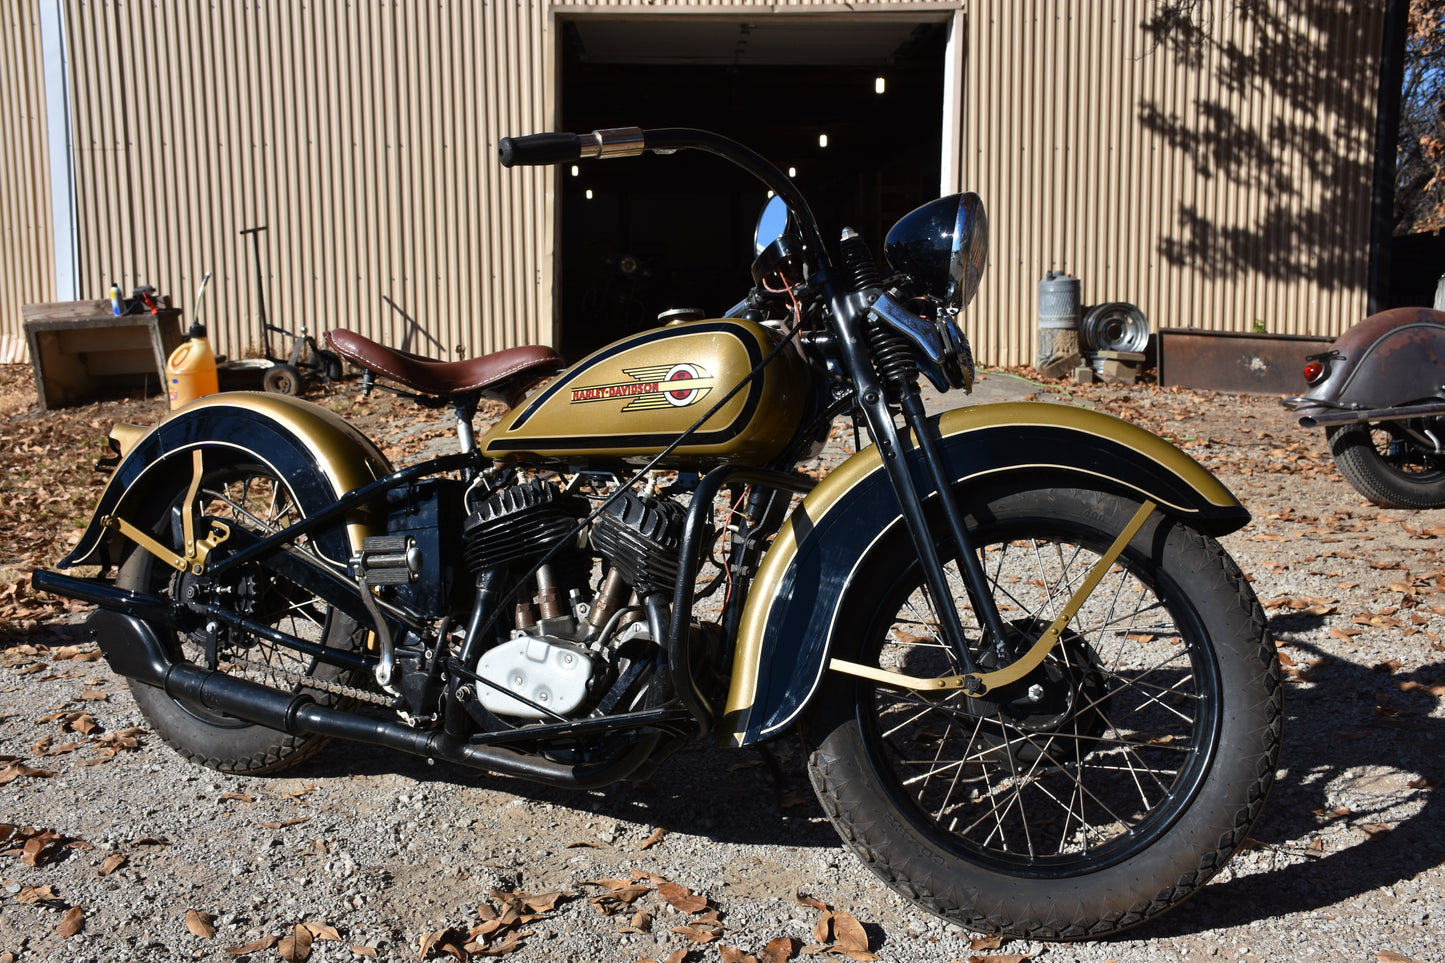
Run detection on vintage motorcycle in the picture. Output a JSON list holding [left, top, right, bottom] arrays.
[[35, 128, 1281, 941], [1284, 306, 1445, 509]]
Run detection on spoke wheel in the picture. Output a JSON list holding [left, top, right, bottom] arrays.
[[119, 459, 365, 774], [802, 487, 1280, 940], [1328, 421, 1445, 509]]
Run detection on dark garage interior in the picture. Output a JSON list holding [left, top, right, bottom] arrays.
[[556, 18, 948, 360]]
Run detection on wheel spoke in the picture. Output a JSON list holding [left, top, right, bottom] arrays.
[[864, 517, 1220, 870]]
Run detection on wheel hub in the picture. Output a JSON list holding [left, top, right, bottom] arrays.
[[985, 619, 1110, 738]]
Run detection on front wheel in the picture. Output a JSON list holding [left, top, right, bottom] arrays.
[[801, 487, 1281, 940], [1327, 422, 1445, 509]]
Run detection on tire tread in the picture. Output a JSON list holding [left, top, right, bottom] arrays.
[[802, 496, 1282, 941]]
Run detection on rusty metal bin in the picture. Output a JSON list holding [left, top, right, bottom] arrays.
[[1156, 328, 1334, 395]]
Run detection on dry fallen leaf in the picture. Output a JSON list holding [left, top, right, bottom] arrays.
[[57, 905, 84, 938], [418, 926, 469, 960], [224, 935, 278, 956], [638, 827, 666, 851], [98, 852, 126, 876], [720, 946, 761, 963], [830, 911, 869, 954], [0, 762, 57, 786], [185, 908, 216, 938], [17, 884, 57, 903], [671, 910, 724, 943], [617, 909, 653, 935], [279, 922, 313, 962], [657, 881, 710, 914], [21, 829, 64, 867], [584, 878, 652, 914], [52, 645, 102, 662], [762, 936, 803, 963], [303, 920, 342, 941]]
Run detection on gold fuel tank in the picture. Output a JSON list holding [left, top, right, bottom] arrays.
[[477, 318, 810, 468]]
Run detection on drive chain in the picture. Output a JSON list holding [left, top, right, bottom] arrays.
[[227, 652, 393, 707]]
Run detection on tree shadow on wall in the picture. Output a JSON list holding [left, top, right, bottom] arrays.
[[1138, 0, 1378, 292]]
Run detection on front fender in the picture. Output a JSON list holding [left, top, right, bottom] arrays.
[[721, 400, 1247, 746], [59, 393, 392, 570]]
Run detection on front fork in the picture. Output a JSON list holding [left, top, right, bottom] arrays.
[[831, 301, 1156, 698], [848, 361, 998, 688]]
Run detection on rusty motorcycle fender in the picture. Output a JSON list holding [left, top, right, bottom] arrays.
[[1289, 307, 1445, 425], [720, 400, 1249, 747]]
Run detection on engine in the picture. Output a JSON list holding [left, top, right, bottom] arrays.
[[461, 478, 688, 720]]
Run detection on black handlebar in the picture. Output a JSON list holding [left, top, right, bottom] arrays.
[[497, 127, 828, 267], [498, 132, 582, 168]]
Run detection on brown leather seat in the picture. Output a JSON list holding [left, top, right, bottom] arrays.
[[326, 329, 562, 400]]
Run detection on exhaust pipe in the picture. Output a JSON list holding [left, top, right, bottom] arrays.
[[1287, 399, 1445, 429], [83, 608, 660, 789]]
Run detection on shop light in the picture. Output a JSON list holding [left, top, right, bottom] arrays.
[[875, 76, 886, 94], [788, 167, 797, 178], [571, 165, 579, 177], [585, 189, 594, 200], [818, 133, 829, 148]]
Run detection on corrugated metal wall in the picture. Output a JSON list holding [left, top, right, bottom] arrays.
[[961, 0, 1381, 365], [0, 0, 53, 364], [0, 0, 1384, 369], [61, 0, 552, 361]]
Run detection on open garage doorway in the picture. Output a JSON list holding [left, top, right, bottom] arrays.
[[557, 16, 948, 360]]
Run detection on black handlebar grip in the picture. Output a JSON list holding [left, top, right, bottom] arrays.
[[498, 132, 583, 167]]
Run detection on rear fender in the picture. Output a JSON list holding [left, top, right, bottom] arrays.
[[60, 393, 392, 570], [1296, 307, 1445, 417], [721, 401, 1247, 746]]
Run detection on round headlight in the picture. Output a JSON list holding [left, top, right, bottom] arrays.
[[884, 193, 988, 310]]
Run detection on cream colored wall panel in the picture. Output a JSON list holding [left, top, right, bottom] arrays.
[[0, 0, 54, 360], [1, 0, 1384, 372], [960, 0, 1380, 366], [51, 0, 555, 363]]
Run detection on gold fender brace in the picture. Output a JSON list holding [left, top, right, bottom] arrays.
[[829, 499, 1157, 697], [100, 450, 230, 575]]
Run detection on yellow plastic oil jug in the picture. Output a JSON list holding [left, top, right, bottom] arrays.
[[166, 324, 219, 408]]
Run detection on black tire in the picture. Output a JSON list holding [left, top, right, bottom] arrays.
[[801, 487, 1281, 940], [117, 457, 365, 774], [1327, 422, 1445, 509], [262, 363, 301, 395], [317, 349, 345, 383]]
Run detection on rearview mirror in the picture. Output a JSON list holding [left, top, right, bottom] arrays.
[[754, 195, 790, 255]]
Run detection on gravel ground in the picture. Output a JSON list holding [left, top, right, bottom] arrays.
[[3, 371, 1443, 963]]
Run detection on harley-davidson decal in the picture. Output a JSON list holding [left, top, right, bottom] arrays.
[[568, 363, 714, 411]]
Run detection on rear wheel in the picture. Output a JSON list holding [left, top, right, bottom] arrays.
[[118, 458, 366, 774], [801, 487, 1281, 940], [1328, 421, 1445, 509]]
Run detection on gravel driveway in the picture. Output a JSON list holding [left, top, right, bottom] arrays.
[[2, 372, 1442, 963]]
